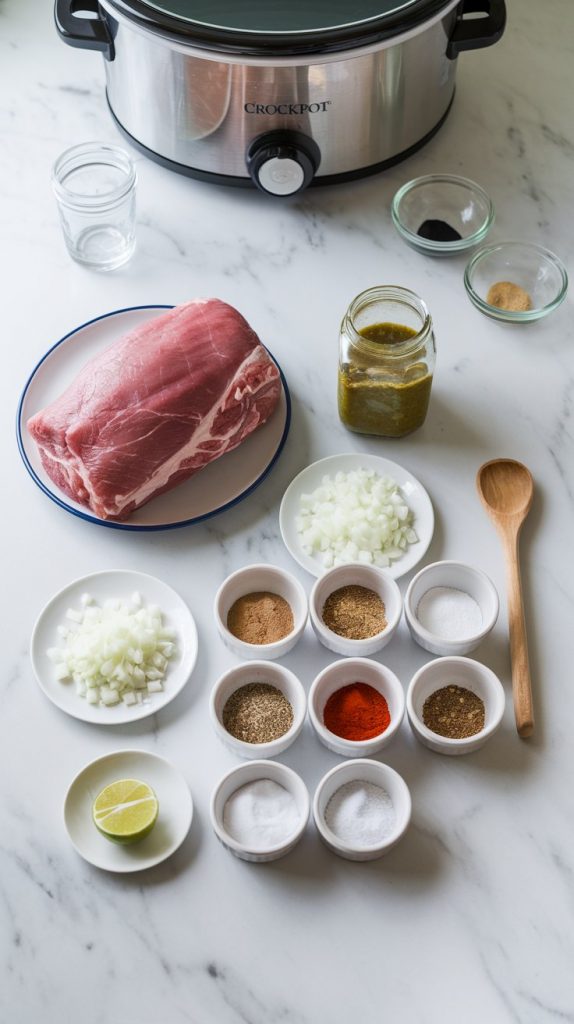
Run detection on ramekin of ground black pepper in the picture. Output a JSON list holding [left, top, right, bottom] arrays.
[[308, 657, 405, 758], [406, 656, 505, 755], [210, 660, 307, 759], [309, 563, 402, 657], [214, 564, 308, 661]]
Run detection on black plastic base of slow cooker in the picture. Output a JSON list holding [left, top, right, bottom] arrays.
[[107, 91, 454, 190]]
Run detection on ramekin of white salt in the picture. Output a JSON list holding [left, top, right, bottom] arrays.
[[210, 760, 309, 862], [313, 759, 411, 861], [404, 561, 499, 656]]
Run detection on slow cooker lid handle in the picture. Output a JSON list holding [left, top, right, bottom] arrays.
[[446, 0, 506, 59], [54, 0, 115, 60]]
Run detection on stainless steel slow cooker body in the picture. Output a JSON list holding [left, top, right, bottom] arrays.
[[55, 0, 506, 195]]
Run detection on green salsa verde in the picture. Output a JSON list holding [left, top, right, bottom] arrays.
[[359, 322, 417, 345], [338, 321, 433, 438]]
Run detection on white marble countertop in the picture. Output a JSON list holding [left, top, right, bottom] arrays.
[[2, 1, 574, 1021]]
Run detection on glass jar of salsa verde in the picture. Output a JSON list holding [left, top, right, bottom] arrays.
[[338, 286, 435, 438]]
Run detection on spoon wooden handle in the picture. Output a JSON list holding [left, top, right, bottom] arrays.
[[501, 530, 534, 737]]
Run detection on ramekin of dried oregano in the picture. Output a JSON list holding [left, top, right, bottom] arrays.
[[406, 655, 505, 756], [209, 660, 307, 759]]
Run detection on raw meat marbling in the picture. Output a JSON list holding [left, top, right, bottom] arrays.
[[27, 299, 281, 520]]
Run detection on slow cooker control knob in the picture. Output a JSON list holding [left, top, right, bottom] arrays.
[[246, 131, 321, 196]]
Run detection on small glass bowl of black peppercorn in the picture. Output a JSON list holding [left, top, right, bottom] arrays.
[[391, 174, 494, 256]]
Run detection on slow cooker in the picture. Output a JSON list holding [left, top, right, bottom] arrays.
[[55, 0, 506, 196]]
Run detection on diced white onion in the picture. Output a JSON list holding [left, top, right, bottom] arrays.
[[48, 595, 177, 709], [101, 688, 120, 706], [296, 468, 418, 569]]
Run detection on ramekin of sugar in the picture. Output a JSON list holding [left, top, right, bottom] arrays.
[[404, 560, 499, 656], [210, 760, 309, 863], [313, 759, 411, 862]]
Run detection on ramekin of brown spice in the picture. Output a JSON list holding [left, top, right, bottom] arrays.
[[309, 563, 402, 656], [214, 564, 308, 660], [406, 655, 505, 756], [210, 660, 307, 759]]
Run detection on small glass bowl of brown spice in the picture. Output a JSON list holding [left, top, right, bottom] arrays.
[[406, 656, 505, 755], [210, 660, 307, 759], [309, 563, 402, 657], [464, 242, 568, 323], [214, 564, 308, 660]]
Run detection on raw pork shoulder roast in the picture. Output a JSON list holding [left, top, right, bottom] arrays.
[[27, 300, 281, 520]]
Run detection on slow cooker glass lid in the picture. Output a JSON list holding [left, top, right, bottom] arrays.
[[131, 0, 422, 34]]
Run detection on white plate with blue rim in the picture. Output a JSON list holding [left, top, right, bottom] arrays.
[[30, 569, 197, 725], [279, 453, 434, 580], [64, 749, 193, 872], [17, 305, 290, 531]]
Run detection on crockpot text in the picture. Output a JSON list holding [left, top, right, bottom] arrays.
[[244, 102, 331, 115]]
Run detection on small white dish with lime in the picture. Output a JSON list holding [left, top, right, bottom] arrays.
[[64, 749, 193, 872]]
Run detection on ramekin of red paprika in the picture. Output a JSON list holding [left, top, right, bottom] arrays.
[[308, 657, 405, 757]]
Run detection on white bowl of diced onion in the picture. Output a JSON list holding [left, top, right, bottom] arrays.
[[279, 454, 434, 580], [30, 570, 198, 724]]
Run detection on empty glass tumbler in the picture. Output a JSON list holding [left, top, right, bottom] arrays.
[[52, 142, 137, 271]]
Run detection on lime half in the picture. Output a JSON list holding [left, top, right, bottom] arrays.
[[93, 778, 158, 844]]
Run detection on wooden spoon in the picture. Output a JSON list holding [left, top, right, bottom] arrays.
[[476, 459, 535, 737]]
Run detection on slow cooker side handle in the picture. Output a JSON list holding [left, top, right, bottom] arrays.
[[446, 0, 506, 59], [54, 0, 114, 61]]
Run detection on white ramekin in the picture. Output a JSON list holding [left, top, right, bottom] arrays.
[[308, 658, 404, 757], [210, 760, 310, 862], [210, 660, 307, 760], [214, 563, 308, 660], [313, 759, 411, 862], [407, 656, 505, 755], [404, 560, 499, 656], [309, 563, 402, 656]]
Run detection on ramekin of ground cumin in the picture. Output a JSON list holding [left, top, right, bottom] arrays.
[[215, 564, 308, 660], [309, 563, 403, 657], [406, 655, 505, 756], [210, 661, 308, 758]]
